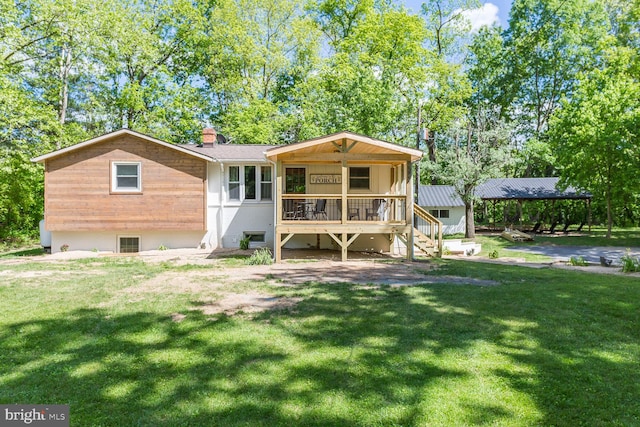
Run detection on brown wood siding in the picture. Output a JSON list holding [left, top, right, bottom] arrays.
[[44, 135, 206, 231]]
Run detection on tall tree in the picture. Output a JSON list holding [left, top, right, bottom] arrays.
[[425, 106, 512, 238], [549, 43, 640, 238], [308, 1, 431, 143], [495, 0, 609, 176], [419, 0, 476, 182], [191, 0, 319, 144]]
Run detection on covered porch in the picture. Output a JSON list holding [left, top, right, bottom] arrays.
[[265, 131, 425, 262]]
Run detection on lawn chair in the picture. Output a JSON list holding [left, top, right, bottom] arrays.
[[336, 199, 359, 220], [366, 199, 382, 221], [283, 199, 303, 220], [311, 199, 328, 219]]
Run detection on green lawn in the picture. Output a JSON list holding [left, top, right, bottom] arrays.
[[1, 256, 639, 426]]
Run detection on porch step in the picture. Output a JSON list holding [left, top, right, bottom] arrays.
[[442, 239, 481, 256], [411, 228, 440, 257]]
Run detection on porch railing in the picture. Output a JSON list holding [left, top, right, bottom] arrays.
[[280, 195, 406, 223]]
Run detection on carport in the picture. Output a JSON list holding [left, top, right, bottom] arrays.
[[475, 178, 592, 233]]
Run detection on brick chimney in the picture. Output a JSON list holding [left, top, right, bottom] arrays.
[[202, 128, 217, 148]]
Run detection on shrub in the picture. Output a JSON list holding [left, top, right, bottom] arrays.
[[239, 236, 250, 250], [60, 244, 69, 252], [488, 250, 499, 259], [569, 256, 588, 266], [158, 244, 168, 251], [621, 251, 640, 273], [245, 248, 273, 265]]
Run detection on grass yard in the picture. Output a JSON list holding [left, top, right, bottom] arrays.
[[1, 255, 639, 426]]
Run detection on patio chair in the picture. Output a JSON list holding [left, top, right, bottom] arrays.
[[283, 199, 303, 220], [366, 199, 382, 220], [311, 199, 328, 219], [336, 199, 359, 220]]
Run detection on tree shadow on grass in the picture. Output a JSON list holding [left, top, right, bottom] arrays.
[[0, 280, 515, 426], [0, 247, 45, 258], [427, 260, 640, 426]]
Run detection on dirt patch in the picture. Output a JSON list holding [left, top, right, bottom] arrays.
[[195, 292, 303, 316], [122, 271, 226, 295], [0, 269, 105, 280]]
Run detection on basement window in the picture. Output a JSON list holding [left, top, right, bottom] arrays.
[[118, 236, 140, 253], [243, 232, 265, 243]]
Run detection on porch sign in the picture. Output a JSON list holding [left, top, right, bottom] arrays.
[[310, 174, 341, 184]]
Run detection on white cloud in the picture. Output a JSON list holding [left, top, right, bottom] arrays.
[[460, 3, 500, 32]]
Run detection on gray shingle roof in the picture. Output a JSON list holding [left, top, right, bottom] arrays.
[[418, 185, 464, 207], [183, 144, 279, 161], [475, 178, 591, 200]]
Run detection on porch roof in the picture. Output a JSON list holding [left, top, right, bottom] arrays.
[[265, 131, 423, 163]]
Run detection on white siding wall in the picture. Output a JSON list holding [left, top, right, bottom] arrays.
[[50, 231, 204, 253], [423, 206, 466, 235], [205, 161, 275, 249]]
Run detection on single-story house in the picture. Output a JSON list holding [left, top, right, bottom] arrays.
[[33, 128, 442, 261], [418, 185, 465, 235]]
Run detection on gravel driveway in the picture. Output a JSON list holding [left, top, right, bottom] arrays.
[[505, 245, 640, 265]]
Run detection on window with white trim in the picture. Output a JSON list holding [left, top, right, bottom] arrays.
[[112, 162, 141, 192], [428, 209, 450, 219], [227, 165, 272, 201], [228, 166, 241, 200], [261, 166, 272, 200]]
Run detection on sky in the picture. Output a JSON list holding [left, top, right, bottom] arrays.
[[402, 0, 513, 30]]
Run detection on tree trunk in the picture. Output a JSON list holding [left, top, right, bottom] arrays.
[[427, 130, 437, 185], [606, 190, 612, 239], [465, 200, 475, 239], [58, 45, 72, 127]]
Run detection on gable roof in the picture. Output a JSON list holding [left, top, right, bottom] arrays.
[[31, 128, 214, 163], [264, 131, 423, 162], [418, 185, 464, 207], [475, 178, 591, 200]]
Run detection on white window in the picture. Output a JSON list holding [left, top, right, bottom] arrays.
[[228, 166, 241, 200], [112, 162, 141, 192], [227, 165, 272, 201], [261, 166, 272, 200]]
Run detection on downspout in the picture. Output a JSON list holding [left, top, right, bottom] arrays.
[[218, 161, 224, 249], [267, 156, 277, 258]]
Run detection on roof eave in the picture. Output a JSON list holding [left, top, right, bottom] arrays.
[[31, 128, 214, 163]]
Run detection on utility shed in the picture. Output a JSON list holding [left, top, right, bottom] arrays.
[[418, 185, 465, 235]]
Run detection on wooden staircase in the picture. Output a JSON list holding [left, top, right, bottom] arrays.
[[396, 204, 442, 257], [413, 204, 443, 257]]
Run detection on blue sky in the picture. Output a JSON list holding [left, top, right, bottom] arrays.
[[402, 0, 513, 29]]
